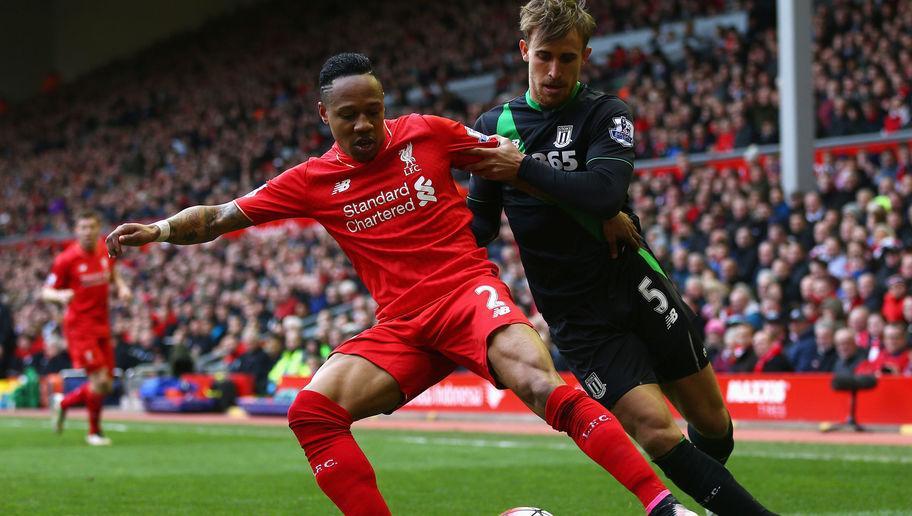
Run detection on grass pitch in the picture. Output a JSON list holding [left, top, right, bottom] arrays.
[[0, 416, 908, 515]]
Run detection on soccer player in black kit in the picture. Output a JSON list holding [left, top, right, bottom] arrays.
[[464, 1, 775, 515]]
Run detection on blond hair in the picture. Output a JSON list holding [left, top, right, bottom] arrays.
[[520, 0, 596, 47]]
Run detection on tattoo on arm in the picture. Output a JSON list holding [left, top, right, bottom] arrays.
[[165, 202, 252, 245]]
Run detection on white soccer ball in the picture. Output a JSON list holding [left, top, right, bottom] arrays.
[[500, 508, 554, 516]]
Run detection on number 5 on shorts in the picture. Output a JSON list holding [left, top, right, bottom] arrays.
[[638, 277, 668, 314]]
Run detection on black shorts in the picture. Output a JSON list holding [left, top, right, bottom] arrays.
[[552, 245, 709, 408]]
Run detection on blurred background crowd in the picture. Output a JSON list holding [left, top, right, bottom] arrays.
[[2, 0, 912, 393]]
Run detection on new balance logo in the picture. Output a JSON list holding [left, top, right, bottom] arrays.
[[665, 307, 679, 329], [414, 176, 437, 206], [492, 306, 511, 318], [331, 179, 351, 195], [399, 142, 421, 176]]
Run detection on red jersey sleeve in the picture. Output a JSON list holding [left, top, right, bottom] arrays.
[[234, 162, 311, 224], [47, 252, 70, 289], [421, 115, 497, 168]]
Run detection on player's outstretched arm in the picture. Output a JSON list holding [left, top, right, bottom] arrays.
[[40, 287, 74, 305], [105, 201, 252, 257]]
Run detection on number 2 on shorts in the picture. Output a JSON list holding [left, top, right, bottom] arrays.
[[474, 285, 506, 309]]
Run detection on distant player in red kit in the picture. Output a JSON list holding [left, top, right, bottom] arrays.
[[43, 210, 131, 446], [106, 54, 694, 515]]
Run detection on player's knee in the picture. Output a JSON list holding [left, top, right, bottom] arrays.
[[690, 406, 731, 439], [287, 389, 352, 451], [629, 411, 681, 457], [89, 376, 112, 395], [688, 418, 735, 465], [526, 373, 561, 407]]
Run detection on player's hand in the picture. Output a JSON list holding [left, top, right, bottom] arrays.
[[461, 135, 524, 182], [117, 283, 134, 302], [58, 289, 75, 305], [602, 212, 641, 258], [105, 223, 158, 258]]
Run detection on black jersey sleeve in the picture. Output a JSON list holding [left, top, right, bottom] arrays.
[[516, 98, 635, 219], [467, 112, 503, 246]]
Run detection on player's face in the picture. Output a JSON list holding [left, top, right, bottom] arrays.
[[75, 217, 100, 250], [319, 74, 386, 163], [521, 29, 591, 109]]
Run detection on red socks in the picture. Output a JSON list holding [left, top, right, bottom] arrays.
[[60, 383, 105, 435], [288, 390, 390, 516], [546, 385, 669, 511], [285, 386, 666, 515], [86, 390, 104, 435], [60, 383, 89, 409]]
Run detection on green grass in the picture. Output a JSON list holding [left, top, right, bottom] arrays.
[[0, 416, 910, 515]]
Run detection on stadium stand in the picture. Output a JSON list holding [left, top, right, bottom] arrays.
[[2, 0, 912, 388]]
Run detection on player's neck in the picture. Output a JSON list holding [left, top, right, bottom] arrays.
[[526, 81, 582, 111], [79, 241, 96, 253]]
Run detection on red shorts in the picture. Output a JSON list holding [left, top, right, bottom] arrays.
[[65, 330, 114, 373], [334, 275, 531, 405]]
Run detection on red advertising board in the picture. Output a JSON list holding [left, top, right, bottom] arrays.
[[715, 374, 912, 424], [390, 372, 912, 424]]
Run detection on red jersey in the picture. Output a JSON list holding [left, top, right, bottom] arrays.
[[46, 239, 113, 334], [235, 114, 497, 320]]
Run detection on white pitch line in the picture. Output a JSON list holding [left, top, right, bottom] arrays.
[[0, 417, 283, 439], [736, 449, 912, 465], [3, 418, 911, 465], [391, 435, 912, 465]]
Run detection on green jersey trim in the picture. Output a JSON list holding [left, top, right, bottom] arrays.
[[638, 248, 668, 278], [495, 103, 526, 152], [524, 82, 583, 112]]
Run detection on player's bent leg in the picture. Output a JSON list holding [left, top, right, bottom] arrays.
[[84, 368, 112, 444], [653, 367, 773, 515], [661, 365, 733, 463], [487, 324, 687, 515], [610, 384, 683, 458], [287, 353, 399, 516]]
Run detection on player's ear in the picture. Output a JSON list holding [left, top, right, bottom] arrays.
[[318, 101, 329, 124], [519, 39, 530, 62], [583, 46, 592, 63]]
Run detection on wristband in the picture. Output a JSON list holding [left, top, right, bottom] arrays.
[[153, 220, 171, 242]]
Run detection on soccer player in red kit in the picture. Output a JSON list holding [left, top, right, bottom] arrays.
[[43, 210, 131, 445], [106, 53, 694, 515]]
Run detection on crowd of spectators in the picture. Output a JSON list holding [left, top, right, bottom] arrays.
[[572, 0, 912, 159], [630, 144, 912, 376], [2, 0, 912, 387], [0, 0, 738, 239]]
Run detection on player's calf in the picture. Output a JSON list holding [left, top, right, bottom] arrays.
[[287, 389, 391, 516], [687, 421, 734, 466], [51, 392, 66, 434], [653, 437, 773, 515], [488, 325, 691, 514]]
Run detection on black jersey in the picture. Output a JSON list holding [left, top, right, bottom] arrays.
[[468, 83, 640, 340]]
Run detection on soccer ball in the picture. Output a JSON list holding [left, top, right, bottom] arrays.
[[500, 508, 554, 516]]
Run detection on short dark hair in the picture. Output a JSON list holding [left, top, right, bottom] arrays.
[[319, 53, 374, 99]]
